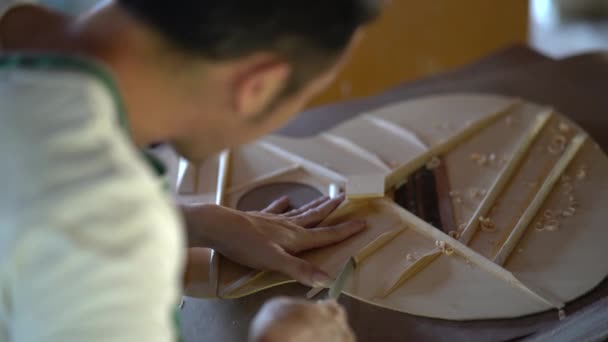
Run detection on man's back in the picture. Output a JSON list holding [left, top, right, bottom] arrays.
[[0, 55, 184, 341]]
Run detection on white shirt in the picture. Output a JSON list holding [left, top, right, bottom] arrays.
[[0, 55, 185, 341]]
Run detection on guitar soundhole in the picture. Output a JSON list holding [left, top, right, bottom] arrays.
[[393, 167, 444, 231]]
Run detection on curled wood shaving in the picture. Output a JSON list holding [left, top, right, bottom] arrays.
[[548, 135, 567, 155], [558, 122, 571, 133], [562, 207, 576, 217], [577, 167, 587, 180], [435, 240, 446, 249], [448, 230, 461, 239], [479, 217, 496, 232], [435, 241, 454, 256]]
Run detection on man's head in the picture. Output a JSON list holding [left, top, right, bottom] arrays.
[[0, 1, 380, 160], [107, 0, 381, 160]]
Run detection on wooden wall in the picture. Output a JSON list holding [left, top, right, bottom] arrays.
[[309, 0, 530, 107]]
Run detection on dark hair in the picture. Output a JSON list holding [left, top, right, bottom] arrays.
[[118, 1, 381, 95]]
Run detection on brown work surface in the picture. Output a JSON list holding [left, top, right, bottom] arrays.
[[180, 45, 608, 342]]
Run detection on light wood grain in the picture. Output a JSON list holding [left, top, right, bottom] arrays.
[[385, 100, 522, 190], [382, 199, 564, 309], [494, 133, 588, 266], [459, 110, 553, 244]]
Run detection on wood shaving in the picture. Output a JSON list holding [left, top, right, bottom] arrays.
[[469, 153, 488, 166], [488, 153, 497, 162], [435, 240, 454, 256], [449, 230, 461, 239], [553, 135, 567, 146], [479, 217, 496, 232], [426, 156, 441, 170], [545, 219, 560, 232], [469, 188, 486, 199], [558, 122, 571, 134], [406, 254, 417, 262], [562, 207, 576, 217], [576, 167, 587, 180], [548, 135, 567, 155], [544, 210, 555, 219]]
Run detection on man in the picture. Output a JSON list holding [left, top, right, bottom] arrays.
[[0, 0, 380, 341]]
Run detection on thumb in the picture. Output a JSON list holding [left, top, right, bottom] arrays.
[[273, 250, 332, 288]]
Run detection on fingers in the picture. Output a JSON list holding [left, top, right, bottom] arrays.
[[297, 220, 367, 252], [270, 250, 332, 288], [261, 196, 291, 214], [292, 194, 345, 228], [283, 195, 330, 217]]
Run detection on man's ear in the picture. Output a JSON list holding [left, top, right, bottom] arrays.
[[233, 59, 291, 120]]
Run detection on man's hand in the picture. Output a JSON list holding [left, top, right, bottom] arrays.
[[183, 195, 366, 287], [249, 297, 355, 342]]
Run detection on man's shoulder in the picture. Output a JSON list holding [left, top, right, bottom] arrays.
[[0, 59, 163, 220]]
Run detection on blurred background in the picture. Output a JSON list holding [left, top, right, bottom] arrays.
[[3, 0, 607, 107]]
